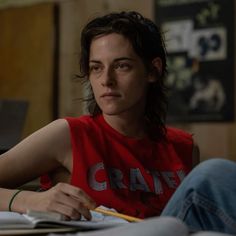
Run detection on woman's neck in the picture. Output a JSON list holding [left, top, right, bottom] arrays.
[[103, 113, 147, 139]]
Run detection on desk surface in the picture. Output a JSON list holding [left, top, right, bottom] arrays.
[[0, 227, 77, 236]]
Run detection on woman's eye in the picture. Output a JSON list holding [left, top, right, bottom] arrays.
[[115, 63, 131, 71], [89, 65, 102, 73]]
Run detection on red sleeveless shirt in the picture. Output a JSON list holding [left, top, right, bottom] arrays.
[[63, 115, 193, 218]]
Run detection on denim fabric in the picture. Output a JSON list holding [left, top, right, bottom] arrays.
[[161, 158, 236, 234]]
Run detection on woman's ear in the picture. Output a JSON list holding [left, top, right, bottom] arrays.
[[152, 57, 162, 74], [148, 57, 163, 82]]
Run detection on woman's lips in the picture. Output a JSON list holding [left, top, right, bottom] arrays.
[[101, 92, 121, 98]]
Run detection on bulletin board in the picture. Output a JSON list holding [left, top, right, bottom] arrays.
[[155, 0, 235, 122]]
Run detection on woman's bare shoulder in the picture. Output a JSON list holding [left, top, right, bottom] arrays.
[[27, 118, 72, 164], [0, 119, 72, 187]]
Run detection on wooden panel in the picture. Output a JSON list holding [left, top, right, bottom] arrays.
[[0, 3, 56, 139]]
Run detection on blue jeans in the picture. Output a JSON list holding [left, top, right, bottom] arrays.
[[161, 158, 236, 234]]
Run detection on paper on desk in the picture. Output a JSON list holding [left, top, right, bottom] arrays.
[[89, 205, 128, 223], [0, 211, 30, 226], [48, 216, 190, 236], [0, 206, 128, 230]]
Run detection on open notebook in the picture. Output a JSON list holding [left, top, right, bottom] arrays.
[[0, 209, 128, 230]]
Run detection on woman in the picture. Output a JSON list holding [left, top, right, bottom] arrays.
[[3, 11, 234, 234], [0, 10, 198, 219]]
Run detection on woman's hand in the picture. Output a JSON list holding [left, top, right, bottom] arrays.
[[13, 183, 97, 220]]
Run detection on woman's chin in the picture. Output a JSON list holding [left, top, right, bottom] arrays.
[[101, 107, 124, 116]]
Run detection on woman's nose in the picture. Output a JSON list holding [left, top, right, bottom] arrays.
[[101, 67, 116, 87]]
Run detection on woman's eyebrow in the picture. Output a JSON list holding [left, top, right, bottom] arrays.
[[89, 60, 102, 63], [89, 57, 135, 64], [114, 57, 135, 62]]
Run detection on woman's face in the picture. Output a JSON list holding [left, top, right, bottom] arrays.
[[88, 33, 155, 117]]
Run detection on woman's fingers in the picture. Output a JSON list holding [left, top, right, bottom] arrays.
[[55, 183, 97, 209], [45, 200, 81, 220], [51, 190, 92, 220], [49, 183, 96, 220]]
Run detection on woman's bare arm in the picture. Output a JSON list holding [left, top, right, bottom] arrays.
[[0, 119, 96, 219], [0, 119, 71, 188]]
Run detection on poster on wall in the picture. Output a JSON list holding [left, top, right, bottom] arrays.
[[155, 0, 234, 122]]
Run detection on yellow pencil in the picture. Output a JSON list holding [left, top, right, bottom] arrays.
[[93, 207, 143, 223]]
